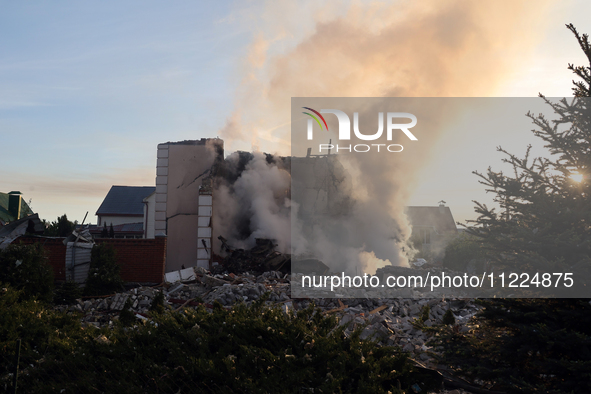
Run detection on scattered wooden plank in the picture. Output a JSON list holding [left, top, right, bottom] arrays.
[[368, 305, 388, 314], [323, 305, 346, 314], [174, 298, 196, 311]]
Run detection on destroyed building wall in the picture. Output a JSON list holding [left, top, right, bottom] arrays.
[[155, 139, 223, 272], [211, 151, 292, 255], [290, 155, 352, 220], [406, 204, 457, 262], [211, 149, 456, 273]]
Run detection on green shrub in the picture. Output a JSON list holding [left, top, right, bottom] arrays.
[[0, 243, 54, 302], [434, 298, 591, 393], [441, 309, 455, 325], [0, 285, 91, 392], [84, 244, 123, 296], [419, 305, 430, 323], [119, 298, 138, 327], [442, 233, 488, 271], [149, 290, 165, 314], [54, 280, 81, 305], [11, 299, 441, 393]]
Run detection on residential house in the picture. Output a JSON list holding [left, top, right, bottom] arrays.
[[0, 191, 34, 226], [406, 203, 457, 261], [93, 186, 156, 239], [0, 191, 44, 249], [88, 138, 222, 271]]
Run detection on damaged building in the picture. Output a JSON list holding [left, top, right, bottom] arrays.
[[94, 137, 457, 275], [92, 139, 223, 272], [154, 139, 223, 272], [406, 202, 458, 263], [147, 138, 326, 273]]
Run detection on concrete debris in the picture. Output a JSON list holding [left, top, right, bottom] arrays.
[[292, 258, 330, 275], [168, 283, 184, 295], [165, 267, 197, 283], [109, 293, 129, 311], [216, 237, 291, 274], [54, 269, 481, 372], [412, 258, 427, 268], [201, 275, 229, 288]]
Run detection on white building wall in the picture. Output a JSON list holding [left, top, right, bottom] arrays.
[[143, 192, 156, 239], [154, 144, 169, 235]]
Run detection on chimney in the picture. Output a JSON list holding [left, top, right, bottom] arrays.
[[438, 200, 446, 214], [8, 191, 22, 221]]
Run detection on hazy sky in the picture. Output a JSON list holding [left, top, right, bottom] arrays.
[[1, 1, 590, 225]]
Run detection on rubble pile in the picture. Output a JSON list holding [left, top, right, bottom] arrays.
[[332, 298, 478, 363], [216, 237, 291, 274], [56, 269, 480, 367]]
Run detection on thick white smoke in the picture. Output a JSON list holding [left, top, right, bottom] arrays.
[[213, 0, 553, 274], [213, 152, 292, 253]]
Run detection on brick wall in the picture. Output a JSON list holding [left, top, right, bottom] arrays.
[[15, 236, 167, 284], [16, 237, 68, 280], [95, 237, 166, 283]]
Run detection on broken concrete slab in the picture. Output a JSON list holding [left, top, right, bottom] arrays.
[[165, 267, 197, 283]]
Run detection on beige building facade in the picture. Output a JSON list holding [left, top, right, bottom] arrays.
[[154, 139, 223, 272]]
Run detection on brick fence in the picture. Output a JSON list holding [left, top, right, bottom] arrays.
[[15, 236, 167, 284], [15, 237, 68, 280]]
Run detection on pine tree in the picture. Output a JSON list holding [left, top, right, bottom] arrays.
[[101, 223, 108, 238], [109, 223, 115, 238], [436, 25, 591, 393], [468, 24, 591, 287], [54, 280, 81, 305], [43, 214, 77, 237], [83, 244, 123, 296]]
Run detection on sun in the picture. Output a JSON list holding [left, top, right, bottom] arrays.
[[570, 172, 584, 183]]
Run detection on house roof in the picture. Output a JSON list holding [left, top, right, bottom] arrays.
[[0, 213, 44, 237], [96, 186, 156, 216], [406, 206, 457, 233], [0, 192, 34, 223]]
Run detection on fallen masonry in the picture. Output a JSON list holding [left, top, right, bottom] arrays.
[[215, 237, 293, 274], [56, 269, 481, 370]]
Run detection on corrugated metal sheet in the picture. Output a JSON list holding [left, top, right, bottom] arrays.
[[65, 242, 93, 283], [0, 213, 45, 249], [0, 221, 28, 250]]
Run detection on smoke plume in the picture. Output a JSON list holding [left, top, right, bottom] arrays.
[[214, 0, 553, 273]]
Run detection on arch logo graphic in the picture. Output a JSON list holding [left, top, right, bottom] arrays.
[[302, 107, 417, 153]]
